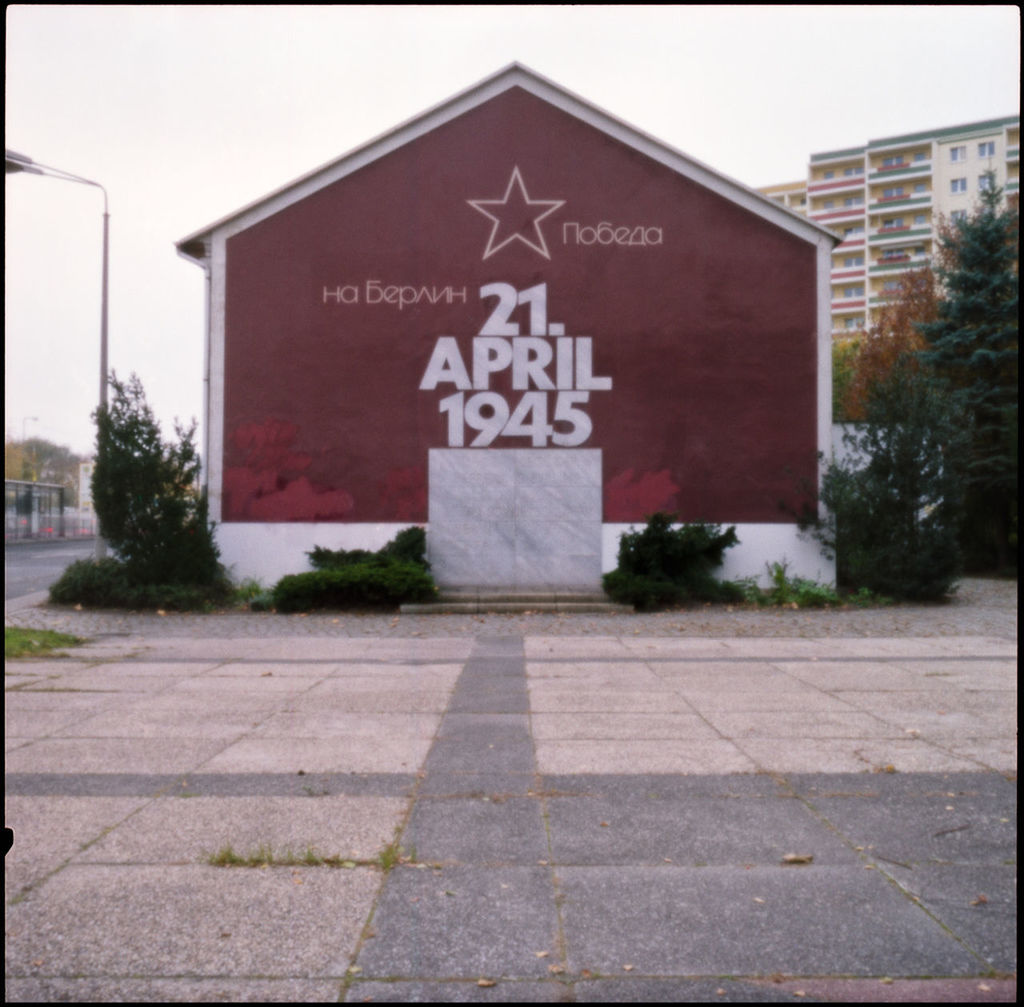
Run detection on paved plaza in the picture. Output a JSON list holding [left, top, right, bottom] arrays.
[[4, 581, 1017, 1002]]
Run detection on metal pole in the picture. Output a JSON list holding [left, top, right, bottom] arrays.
[[5, 150, 109, 558]]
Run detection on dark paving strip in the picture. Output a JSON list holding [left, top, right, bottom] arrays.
[[4, 771, 418, 797], [350, 629, 1015, 992]]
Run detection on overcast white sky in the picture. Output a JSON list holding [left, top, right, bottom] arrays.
[[5, 5, 1020, 459]]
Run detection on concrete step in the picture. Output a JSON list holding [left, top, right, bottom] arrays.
[[400, 589, 634, 615]]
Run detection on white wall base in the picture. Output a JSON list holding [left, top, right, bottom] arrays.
[[602, 522, 834, 588], [215, 522, 415, 586], [218, 519, 834, 590]]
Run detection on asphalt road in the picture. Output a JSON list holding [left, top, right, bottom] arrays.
[[4, 538, 97, 601]]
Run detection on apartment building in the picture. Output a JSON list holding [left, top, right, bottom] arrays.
[[761, 116, 1019, 336]]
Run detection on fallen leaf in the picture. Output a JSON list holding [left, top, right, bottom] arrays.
[[548, 963, 565, 974], [971, 894, 988, 906], [623, 963, 634, 971], [753, 897, 765, 904], [477, 979, 496, 988], [535, 951, 549, 958], [348, 966, 362, 975], [782, 853, 814, 865], [880, 977, 893, 985], [978, 983, 992, 991]]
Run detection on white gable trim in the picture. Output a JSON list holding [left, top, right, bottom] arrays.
[[178, 63, 835, 256]]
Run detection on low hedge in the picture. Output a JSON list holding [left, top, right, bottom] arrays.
[[50, 558, 232, 611], [272, 560, 436, 612]]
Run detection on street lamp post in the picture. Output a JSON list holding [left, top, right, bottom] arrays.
[[6, 149, 109, 558]]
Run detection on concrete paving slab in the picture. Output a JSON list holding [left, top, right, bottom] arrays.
[[574, 977, 822, 1002], [701, 710, 900, 739], [768, 977, 1017, 1003], [527, 690, 694, 714], [3, 738, 230, 774], [4, 977, 345, 1003], [535, 739, 758, 775], [418, 772, 538, 798], [405, 797, 549, 865], [52, 705, 275, 739], [424, 736, 536, 774], [874, 863, 1016, 973], [5, 864, 379, 977], [347, 978, 570, 1001], [943, 740, 1017, 772], [60, 661, 227, 677], [352, 865, 558, 979], [437, 713, 531, 739], [5, 796, 150, 897], [530, 713, 721, 741], [734, 737, 982, 774], [557, 864, 984, 976], [545, 793, 859, 867], [683, 690, 856, 713], [524, 638, 635, 658], [72, 795, 408, 864], [771, 660, 963, 690], [251, 711, 441, 739], [541, 774, 792, 800], [294, 684, 454, 713], [199, 736, 434, 774]]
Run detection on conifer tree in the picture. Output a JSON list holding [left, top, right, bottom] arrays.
[[92, 372, 223, 586], [919, 176, 1018, 569]]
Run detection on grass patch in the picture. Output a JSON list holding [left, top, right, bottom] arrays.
[[206, 839, 417, 870], [5, 628, 84, 659], [206, 843, 358, 869]]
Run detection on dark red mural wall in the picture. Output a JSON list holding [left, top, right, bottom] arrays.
[[222, 87, 818, 524]]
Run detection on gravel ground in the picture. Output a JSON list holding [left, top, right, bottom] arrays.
[[4, 577, 1016, 639]]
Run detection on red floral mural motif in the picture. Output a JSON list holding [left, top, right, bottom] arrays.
[[223, 418, 354, 521], [604, 468, 680, 522], [378, 467, 427, 522]]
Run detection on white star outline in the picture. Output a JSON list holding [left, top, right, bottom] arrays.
[[467, 166, 566, 261]]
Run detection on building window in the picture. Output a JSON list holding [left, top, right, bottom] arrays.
[[843, 285, 864, 298], [913, 183, 927, 193], [843, 255, 864, 267], [843, 225, 865, 237], [978, 141, 995, 158], [844, 166, 863, 176], [950, 146, 967, 162], [881, 217, 905, 230], [951, 178, 967, 194], [844, 195, 863, 206], [913, 152, 928, 162], [882, 186, 904, 199], [951, 209, 968, 222], [824, 170, 835, 179], [883, 281, 901, 292], [844, 317, 860, 329], [914, 213, 928, 225], [881, 156, 905, 168], [823, 199, 835, 209], [979, 174, 994, 192]]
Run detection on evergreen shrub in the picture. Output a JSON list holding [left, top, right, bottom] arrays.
[[603, 514, 741, 610], [272, 562, 435, 612]]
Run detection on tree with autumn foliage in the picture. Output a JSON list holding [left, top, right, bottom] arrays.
[[842, 266, 940, 421]]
